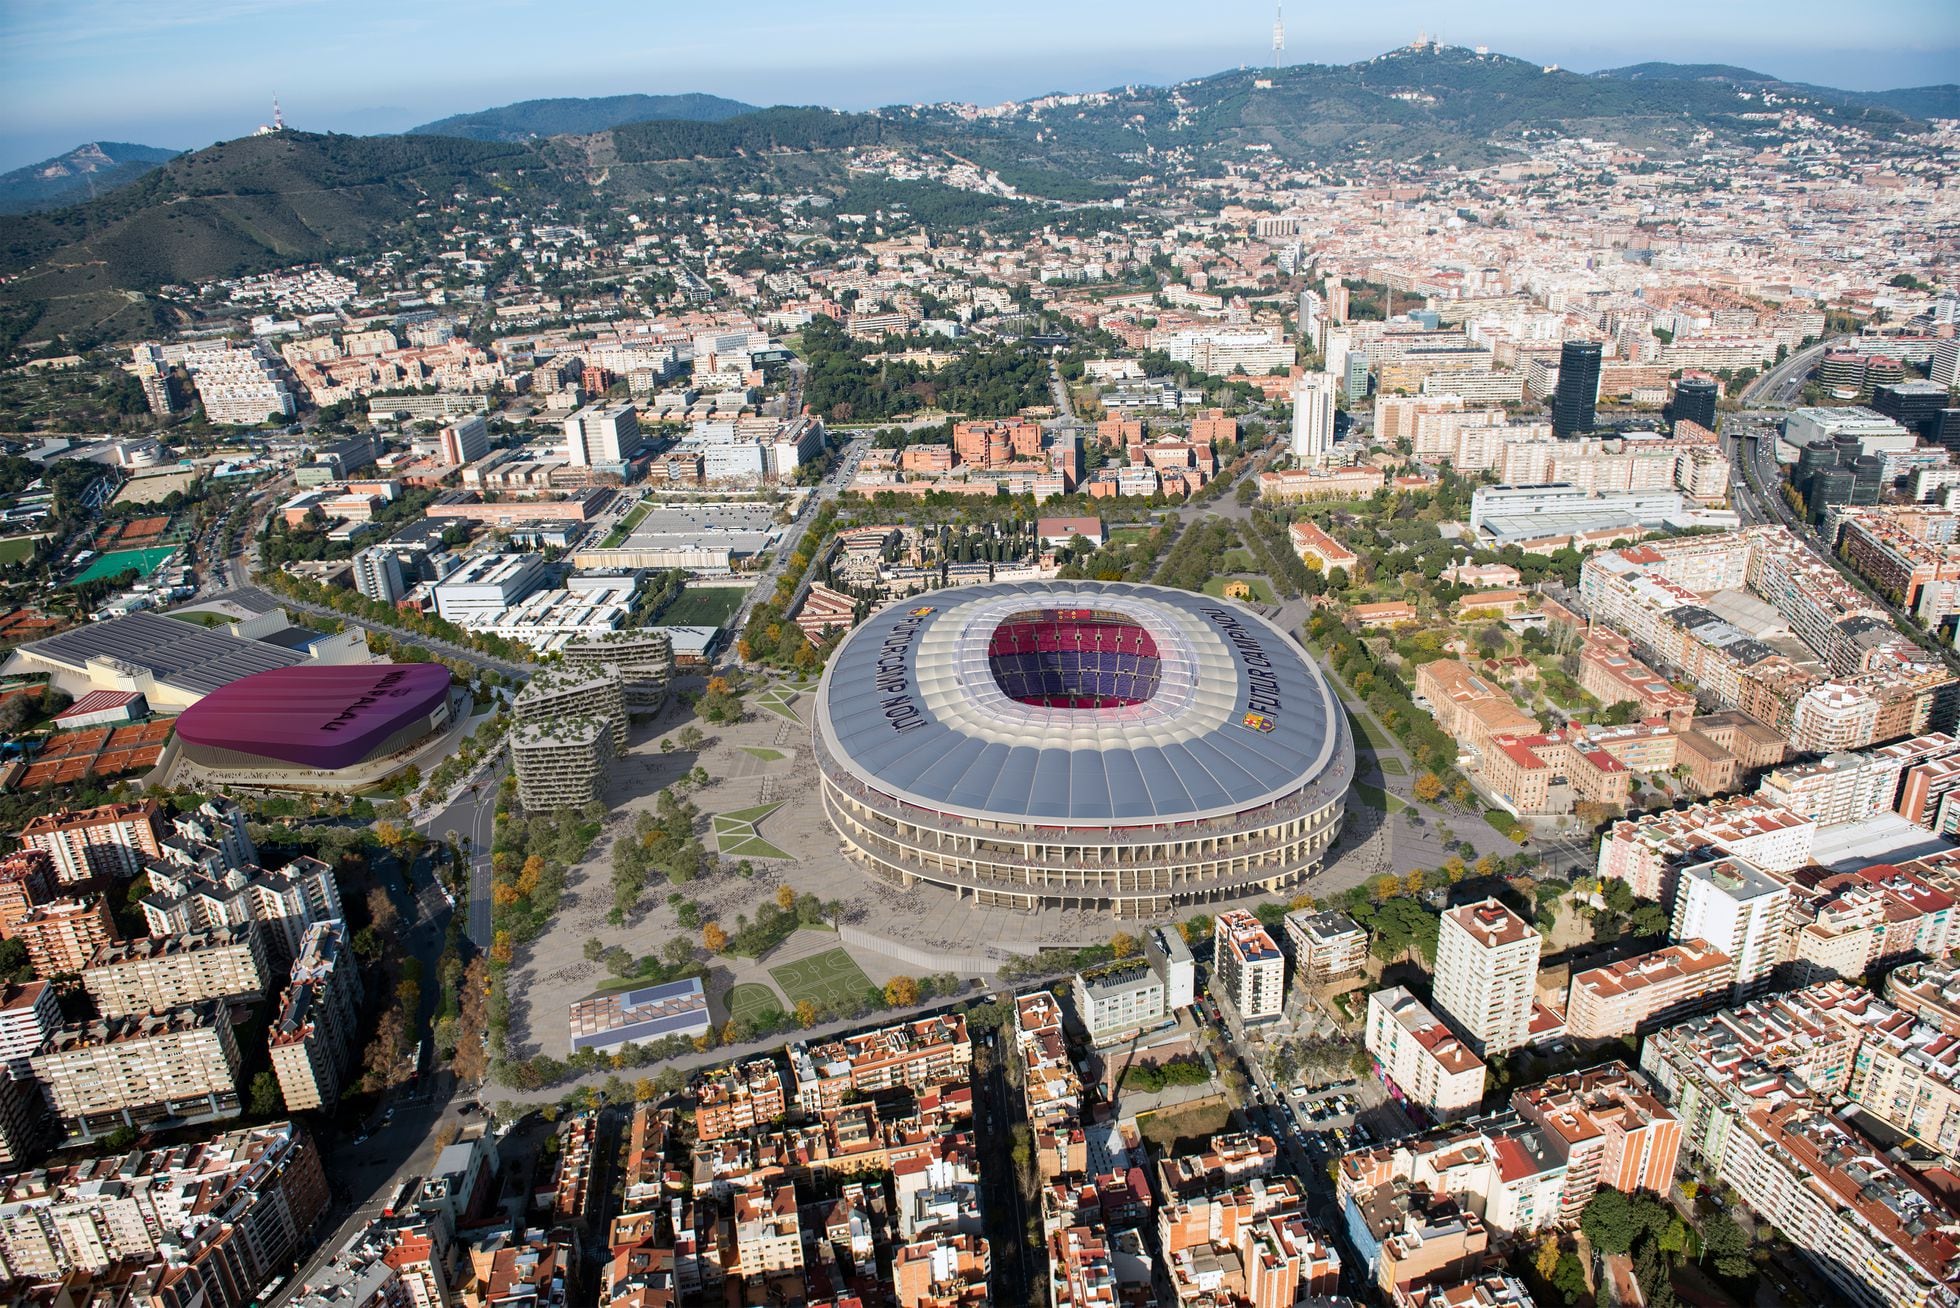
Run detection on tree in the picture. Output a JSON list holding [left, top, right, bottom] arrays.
[[1581, 1188, 1640, 1255], [1551, 1251, 1589, 1305], [702, 922, 729, 952], [776, 884, 796, 911], [1534, 1234, 1562, 1284], [884, 975, 920, 1007], [1110, 931, 1139, 958], [0, 938, 29, 983], [795, 999, 819, 1027], [249, 1070, 284, 1117], [1413, 772, 1444, 802]]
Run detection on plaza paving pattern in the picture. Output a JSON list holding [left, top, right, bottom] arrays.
[[712, 802, 792, 859]]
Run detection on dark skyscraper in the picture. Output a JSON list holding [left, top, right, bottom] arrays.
[[1553, 341, 1601, 437], [1671, 376, 1719, 433]]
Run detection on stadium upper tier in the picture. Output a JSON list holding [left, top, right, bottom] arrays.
[[814, 581, 1355, 916]]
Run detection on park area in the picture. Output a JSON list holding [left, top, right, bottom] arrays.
[[769, 947, 876, 1010], [657, 586, 746, 628], [0, 537, 35, 564]]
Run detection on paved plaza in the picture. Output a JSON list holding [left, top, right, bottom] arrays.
[[501, 677, 1467, 1060]]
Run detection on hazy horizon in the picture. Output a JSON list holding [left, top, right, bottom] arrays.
[[2, 0, 1955, 172]]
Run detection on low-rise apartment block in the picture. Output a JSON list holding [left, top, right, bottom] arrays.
[[1564, 940, 1735, 1039], [1366, 986, 1486, 1119], [1282, 909, 1369, 983]]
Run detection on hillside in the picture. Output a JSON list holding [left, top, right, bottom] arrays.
[[922, 45, 1924, 171], [411, 92, 758, 141], [0, 44, 1943, 348], [0, 130, 550, 344], [1595, 61, 1960, 121], [0, 142, 180, 215]]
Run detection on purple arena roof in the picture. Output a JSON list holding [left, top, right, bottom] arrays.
[[175, 663, 451, 770]]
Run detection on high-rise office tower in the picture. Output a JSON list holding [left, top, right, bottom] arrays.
[[1433, 898, 1541, 1056], [1289, 370, 1337, 465], [1670, 376, 1719, 433], [1553, 341, 1602, 437]]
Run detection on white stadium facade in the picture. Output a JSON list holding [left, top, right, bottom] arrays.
[[814, 581, 1356, 917]]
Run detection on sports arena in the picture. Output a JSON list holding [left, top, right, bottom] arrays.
[[814, 581, 1354, 916], [173, 663, 456, 789]]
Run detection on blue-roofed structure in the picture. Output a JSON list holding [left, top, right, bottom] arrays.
[[567, 976, 710, 1053]]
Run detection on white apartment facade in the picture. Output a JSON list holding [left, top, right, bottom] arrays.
[[1433, 899, 1542, 1056]]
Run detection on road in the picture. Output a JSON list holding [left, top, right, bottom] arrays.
[[419, 758, 504, 948], [728, 432, 875, 651], [209, 582, 536, 681]]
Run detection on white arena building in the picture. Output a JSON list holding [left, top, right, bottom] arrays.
[[814, 581, 1355, 917]]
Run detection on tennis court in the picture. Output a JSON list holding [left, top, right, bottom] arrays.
[[769, 947, 875, 1009], [71, 546, 177, 584]]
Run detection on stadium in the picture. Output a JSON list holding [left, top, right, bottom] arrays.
[[172, 663, 456, 789], [814, 581, 1354, 917]]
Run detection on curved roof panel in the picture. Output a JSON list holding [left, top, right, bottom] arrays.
[[816, 582, 1345, 824], [176, 662, 450, 769]]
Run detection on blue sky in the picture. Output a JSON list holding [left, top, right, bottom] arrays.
[[0, 0, 1954, 170]]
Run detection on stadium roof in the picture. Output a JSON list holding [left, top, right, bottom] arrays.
[[175, 663, 451, 769], [817, 581, 1345, 824], [11, 611, 303, 697]]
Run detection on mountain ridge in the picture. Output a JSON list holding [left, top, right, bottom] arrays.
[[409, 92, 758, 142], [0, 142, 181, 215], [1, 44, 1946, 346]]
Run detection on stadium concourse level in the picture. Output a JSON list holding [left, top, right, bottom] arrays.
[[985, 609, 1165, 709]]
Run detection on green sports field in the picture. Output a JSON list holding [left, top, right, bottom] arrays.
[[726, 982, 785, 1024], [0, 538, 35, 564], [770, 948, 875, 1009], [72, 546, 177, 584], [658, 587, 746, 628]]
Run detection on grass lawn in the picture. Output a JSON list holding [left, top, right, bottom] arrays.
[[1138, 1098, 1234, 1153], [657, 587, 746, 628], [1354, 782, 1411, 815], [712, 802, 792, 859], [726, 981, 785, 1024], [770, 947, 875, 1009], [1107, 526, 1153, 546], [756, 685, 805, 723], [740, 746, 786, 761], [1345, 707, 1399, 754], [1202, 575, 1276, 602], [1376, 756, 1408, 776], [0, 537, 35, 564], [163, 610, 231, 627], [1219, 548, 1255, 572], [599, 501, 654, 548]]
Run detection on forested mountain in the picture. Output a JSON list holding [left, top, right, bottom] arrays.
[[0, 44, 1946, 347], [0, 142, 180, 215], [0, 131, 552, 344], [411, 92, 757, 141], [1596, 61, 1960, 121]]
